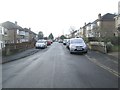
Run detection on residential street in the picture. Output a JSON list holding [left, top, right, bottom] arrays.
[[2, 42, 118, 88]]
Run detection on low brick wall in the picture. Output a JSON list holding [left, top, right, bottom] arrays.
[[2, 42, 35, 56]]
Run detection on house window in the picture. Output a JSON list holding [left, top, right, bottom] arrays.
[[97, 21, 100, 26], [17, 29, 19, 35], [0, 26, 5, 34], [1, 43, 4, 48], [0, 42, 5, 49], [0, 43, 2, 49], [4, 28, 7, 35], [0, 26, 2, 34]]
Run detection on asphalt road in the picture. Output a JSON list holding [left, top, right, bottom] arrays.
[[2, 42, 118, 88]]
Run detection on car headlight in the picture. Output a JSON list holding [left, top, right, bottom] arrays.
[[44, 44, 46, 46], [83, 45, 87, 49], [70, 45, 76, 49], [36, 44, 39, 47]]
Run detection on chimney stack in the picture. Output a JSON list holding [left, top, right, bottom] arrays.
[[29, 28, 31, 30], [15, 21, 17, 25], [98, 13, 101, 19]]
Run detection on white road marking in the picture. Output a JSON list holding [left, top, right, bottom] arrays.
[[85, 55, 119, 77]]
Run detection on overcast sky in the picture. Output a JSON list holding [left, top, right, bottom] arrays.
[[0, 0, 119, 37]]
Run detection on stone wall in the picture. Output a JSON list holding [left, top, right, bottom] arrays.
[[88, 42, 107, 53]]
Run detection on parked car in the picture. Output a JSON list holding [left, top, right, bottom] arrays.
[[69, 38, 88, 54], [47, 40, 51, 46], [35, 40, 47, 49], [58, 39, 63, 43], [63, 39, 68, 45], [66, 39, 70, 49], [50, 39, 53, 44]]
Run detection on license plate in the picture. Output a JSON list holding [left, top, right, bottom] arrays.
[[77, 47, 82, 50]]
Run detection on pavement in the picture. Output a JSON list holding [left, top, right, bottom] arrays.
[[86, 50, 119, 77], [2, 48, 41, 64], [107, 52, 119, 60]]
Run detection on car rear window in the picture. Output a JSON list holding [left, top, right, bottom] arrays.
[[37, 41, 45, 43], [70, 39, 84, 44]]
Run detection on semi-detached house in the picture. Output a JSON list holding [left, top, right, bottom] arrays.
[[1, 21, 23, 44], [82, 13, 116, 38], [0, 25, 5, 49], [0, 21, 37, 49]]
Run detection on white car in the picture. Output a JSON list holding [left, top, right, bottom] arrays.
[[66, 39, 70, 49], [69, 38, 88, 54], [63, 39, 68, 45], [35, 40, 47, 49]]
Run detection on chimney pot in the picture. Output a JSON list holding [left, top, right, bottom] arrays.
[[29, 28, 31, 30], [98, 13, 101, 19], [15, 21, 17, 25]]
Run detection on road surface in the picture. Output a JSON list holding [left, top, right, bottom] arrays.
[[2, 42, 118, 88]]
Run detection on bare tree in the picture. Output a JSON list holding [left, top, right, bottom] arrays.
[[69, 26, 76, 38]]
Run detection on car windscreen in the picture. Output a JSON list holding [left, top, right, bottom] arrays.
[[70, 39, 84, 44], [37, 41, 45, 43], [64, 39, 67, 42]]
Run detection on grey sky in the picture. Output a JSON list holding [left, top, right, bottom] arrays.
[[0, 0, 119, 37]]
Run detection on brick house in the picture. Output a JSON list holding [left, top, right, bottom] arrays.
[[23, 28, 37, 42], [1, 21, 37, 44], [97, 13, 116, 38], [114, 14, 120, 37], [0, 25, 5, 49], [82, 13, 116, 39], [114, 1, 120, 37], [1, 21, 23, 44], [29, 30, 37, 42]]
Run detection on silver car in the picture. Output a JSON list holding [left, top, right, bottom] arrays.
[[69, 38, 88, 54], [63, 39, 68, 45], [35, 40, 47, 49], [66, 39, 70, 49]]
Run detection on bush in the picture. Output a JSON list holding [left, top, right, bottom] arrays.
[[111, 45, 120, 52], [111, 37, 120, 45], [106, 42, 113, 53]]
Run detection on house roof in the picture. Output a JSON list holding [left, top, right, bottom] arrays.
[[30, 31, 37, 35], [24, 28, 37, 35], [82, 22, 92, 28], [91, 13, 116, 24], [80, 13, 116, 30], [100, 13, 116, 21], [1, 21, 23, 30], [24, 28, 30, 32], [86, 22, 92, 26], [92, 19, 99, 24]]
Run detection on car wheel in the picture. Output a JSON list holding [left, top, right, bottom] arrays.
[[67, 46, 70, 50], [84, 51, 87, 54], [70, 51, 73, 54]]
